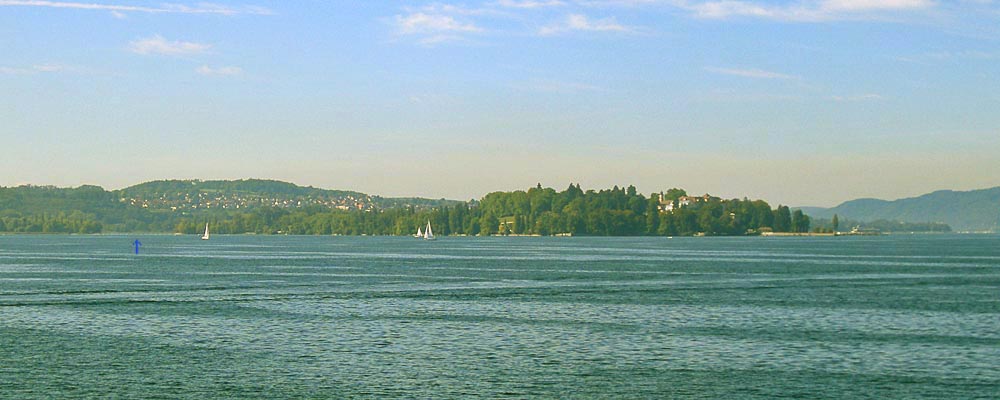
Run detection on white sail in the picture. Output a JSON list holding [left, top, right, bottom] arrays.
[[416, 227, 423, 238], [201, 223, 210, 240], [424, 221, 435, 240]]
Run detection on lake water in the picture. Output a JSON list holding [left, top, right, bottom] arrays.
[[1, 235, 998, 398]]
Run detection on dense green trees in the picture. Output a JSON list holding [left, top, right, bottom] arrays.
[[1, 183, 816, 236], [791, 209, 811, 233], [0, 212, 103, 233], [160, 185, 801, 237]]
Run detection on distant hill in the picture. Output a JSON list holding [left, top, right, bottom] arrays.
[[0, 179, 460, 233], [122, 179, 366, 198], [116, 179, 459, 211], [117, 179, 376, 211], [1, 181, 797, 236], [799, 187, 1000, 232]]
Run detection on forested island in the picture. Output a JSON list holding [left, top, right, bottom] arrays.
[[0, 180, 818, 236]]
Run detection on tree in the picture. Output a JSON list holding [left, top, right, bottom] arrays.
[[791, 210, 810, 233], [663, 188, 687, 202], [645, 195, 660, 235], [773, 206, 792, 232], [832, 214, 839, 232], [479, 214, 498, 236], [0, 182, 796, 237]]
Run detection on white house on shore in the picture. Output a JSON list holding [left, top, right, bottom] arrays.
[[658, 193, 714, 213]]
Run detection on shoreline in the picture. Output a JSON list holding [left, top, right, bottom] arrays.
[[0, 231, 982, 237]]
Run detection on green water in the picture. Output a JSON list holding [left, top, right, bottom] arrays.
[[1, 235, 998, 398]]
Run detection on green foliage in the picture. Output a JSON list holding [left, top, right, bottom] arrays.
[[772, 206, 791, 232], [115, 179, 457, 212], [662, 188, 687, 202], [791, 209, 810, 233], [0, 181, 799, 236]]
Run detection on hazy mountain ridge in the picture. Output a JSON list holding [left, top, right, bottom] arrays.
[[118, 179, 378, 211], [800, 187, 1000, 232], [2, 179, 458, 214], [122, 179, 367, 198]]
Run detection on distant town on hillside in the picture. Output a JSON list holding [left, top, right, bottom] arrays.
[[0, 179, 984, 235]]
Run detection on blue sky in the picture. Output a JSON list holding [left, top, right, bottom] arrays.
[[1, 0, 998, 206]]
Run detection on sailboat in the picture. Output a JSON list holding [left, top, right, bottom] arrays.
[[414, 226, 423, 238], [201, 223, 210, 240], [423, 221, 435, 241]]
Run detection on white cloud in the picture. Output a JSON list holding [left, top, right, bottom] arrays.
[[0, 63, 72, 74], [110, 10, 125, 19], [395, 12, 483, 34], [32, 63, 68, 72], [128, 35, 211, 56], [820, 0, 934, 12], [392, 10, 487, 45], [677, 0, 935, 21], [897, 50, 999, 62], [497, 0, 566, 8], [383, 0, 942, 46], [686, 1, 785, 19], [705, 66, 799, 79], [196, 65, 243, 76], [416, 3, 501, 16], [539, 13, 635, 35], [0, 67, 29, 75], [0, 0, 272, 15], [577, 0, 661, 6], [417, 34, 470, 45]]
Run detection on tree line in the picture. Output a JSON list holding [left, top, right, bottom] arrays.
[[1, 183, 811, 236], [170, 184, 808, 236]]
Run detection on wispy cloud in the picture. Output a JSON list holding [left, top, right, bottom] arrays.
[[821, 0, 934, 12], [128, 35, 211, 56], [385, 0, 945, 46], [416, 3, 504, 16], [896, 49, 1000, 63], [539, 13, 636, 35], [390, 2, 644, 45], [705, 66, 799, 79], [577, 0, 661, 7], [676, 0, 935, 22], [684, 1, 784, 19], [32, 63, 70, 72], [395, 12, 484, 34], [419, 34, 476, 46], [497, 0, 566, 8], [392, 10, 486, 45], [0, 63, 72, 75], [0, 0, 272, 15], [196, 65, 243, 76]]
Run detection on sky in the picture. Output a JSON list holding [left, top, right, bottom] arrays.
[[1, 0, 999, 207]]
